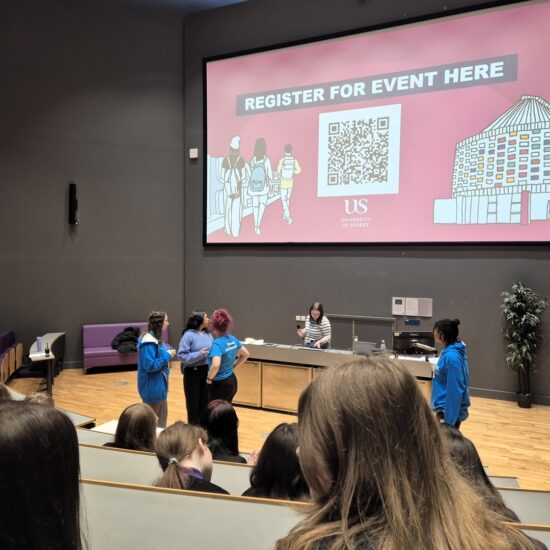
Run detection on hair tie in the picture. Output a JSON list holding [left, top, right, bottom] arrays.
[[168, 457, 179, 466]]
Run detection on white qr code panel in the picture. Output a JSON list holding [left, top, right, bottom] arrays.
[[318, 104, 401, 197]]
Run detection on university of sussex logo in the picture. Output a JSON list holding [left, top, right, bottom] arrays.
[[344, 199, 368, 215]]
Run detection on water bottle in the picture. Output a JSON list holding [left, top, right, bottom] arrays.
[[36, 336, 43, 352], [380, 339, 386, 351]]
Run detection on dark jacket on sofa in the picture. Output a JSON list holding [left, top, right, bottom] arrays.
[[111, 326, 141, 354]]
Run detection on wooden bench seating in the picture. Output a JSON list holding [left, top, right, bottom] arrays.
[[499, 488, 550, 525], [81, 479, 305, 550], [79, 443, 253, 496]]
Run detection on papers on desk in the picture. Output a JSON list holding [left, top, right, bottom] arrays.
[[29, 352, 48, 359]]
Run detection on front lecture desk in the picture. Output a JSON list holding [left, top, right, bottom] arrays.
[[234, 343, 434, 413]]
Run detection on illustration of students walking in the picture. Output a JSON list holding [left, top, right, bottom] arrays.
[[249, 137, 272, 235], [277, 144, 301, 225], [220, 136, 249, 238]]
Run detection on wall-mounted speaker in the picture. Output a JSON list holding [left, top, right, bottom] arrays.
[[68, 182, 78, 225]]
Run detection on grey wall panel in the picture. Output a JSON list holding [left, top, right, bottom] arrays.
[[183, 0, 550, 403], [0, 0, 185, 365]]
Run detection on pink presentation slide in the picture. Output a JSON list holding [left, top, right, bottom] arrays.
[[205, 1, 550, 244]]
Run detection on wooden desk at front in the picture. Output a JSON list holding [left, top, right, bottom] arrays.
[[234, 343, 434, 413]]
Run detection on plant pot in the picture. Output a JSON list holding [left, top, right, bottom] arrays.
[[516, 393, 533, 408]]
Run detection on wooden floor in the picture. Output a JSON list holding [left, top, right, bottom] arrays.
[[9, 365, 550, 490]]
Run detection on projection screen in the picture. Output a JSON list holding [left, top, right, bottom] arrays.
[[204, 0, 550, 244]]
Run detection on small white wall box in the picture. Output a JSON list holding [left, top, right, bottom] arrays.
[[189, 148, 199, 159], [392, 297, 406, 315], [405, 297, 419, 316], [418, 298, 433, 317]]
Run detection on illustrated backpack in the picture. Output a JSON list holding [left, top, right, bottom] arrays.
[[250, 158, 267, 193], [281, 156, 295, 180]]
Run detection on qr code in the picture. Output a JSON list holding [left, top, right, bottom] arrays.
[[327, 117, 389, 186], [318, 105, 401, 197]]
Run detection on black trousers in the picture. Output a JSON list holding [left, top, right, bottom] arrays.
[[183, 365, 209, 425], [208, 372, 238, 404]]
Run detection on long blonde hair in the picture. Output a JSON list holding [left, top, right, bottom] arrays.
[[154, 421, 208, 490], [277, 357, 535, 550]]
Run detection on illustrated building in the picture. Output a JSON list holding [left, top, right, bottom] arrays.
[[434, 95, 550, 224]]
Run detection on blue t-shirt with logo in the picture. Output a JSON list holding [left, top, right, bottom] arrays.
[[208, 334, 242, 381]]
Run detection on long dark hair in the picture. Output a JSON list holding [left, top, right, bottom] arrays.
[[308, 302, 324, 324], [147, 311, 166, 343], [434, 318, 460, 346], [0, 401, 83, 550], [201, 399, 240, 457], [183, 311, 208, 335], [440, 424, 517, 521], [249, 423, 309, 501], [114, 403, 158, 452]]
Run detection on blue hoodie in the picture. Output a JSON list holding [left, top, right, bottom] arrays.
[[430, 341, 470, 426], [137, 332, 172, 404]]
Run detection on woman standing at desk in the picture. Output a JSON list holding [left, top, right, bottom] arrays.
[[178, 311, 213, 425], [430, 318, 470, 429], [137, 311, 176, 428], [207, 308, 249, 403], [297, 302, 331, 349]]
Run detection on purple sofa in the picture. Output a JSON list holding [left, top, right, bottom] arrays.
[[82, 323, 169, 373]]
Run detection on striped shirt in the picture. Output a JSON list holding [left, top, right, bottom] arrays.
[[304, 316, 331, 345]]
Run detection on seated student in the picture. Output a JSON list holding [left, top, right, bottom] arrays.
[[440, 424, 520, 522], [201, 399, 247, 464], [276, 357, 542, 550], [242, 423, 309, 501], [155, 421, 229, 495], [0, 401, 83, 550], [104, 403, 158, 452]]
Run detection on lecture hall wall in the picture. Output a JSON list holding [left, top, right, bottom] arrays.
[[0, 0, 548, 404]]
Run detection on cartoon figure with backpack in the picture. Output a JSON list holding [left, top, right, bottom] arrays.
[[220, 136, 249, 238], [249, 137, 273, 236], [277, 143, 301, 225]]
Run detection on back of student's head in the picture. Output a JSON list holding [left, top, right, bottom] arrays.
[[0, 401, 82, 550], [277, 357, 536, 550], [201, 399, 240, 456], [433, 318, 460, 345], [114, 403, 158, 452], [25, 391, 54, 407], [249, 423, 309, 501], [440, 424, 514, 520], [155, 421, 209, 490]]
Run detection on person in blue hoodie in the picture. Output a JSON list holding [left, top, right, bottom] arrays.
[[137, 311, 175, 428], [430, 318, 470, 429], [177, 311, 213, 425]]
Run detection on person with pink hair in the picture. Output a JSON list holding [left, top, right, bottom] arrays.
[[206, 308, 249, 403]]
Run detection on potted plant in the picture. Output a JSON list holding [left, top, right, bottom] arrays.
[[501, 282, 547, 408]]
